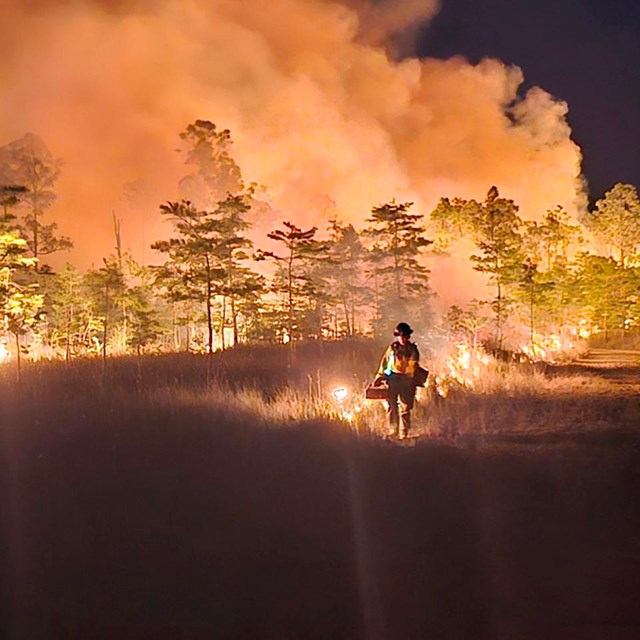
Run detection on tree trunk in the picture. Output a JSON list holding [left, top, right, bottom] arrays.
[[172, 302, 179, 350], [231, 295, 238, 346], [493, 227, 503, 349], [496, 278, 503, 349], [393, 218, 401, 300], [65, 304, 72, 363], [342, 298, 351, 337], [205, 255, 213, 355], [350, 294, 356, 336], [220, 295, 227, 350], [32, 209, 39, 271], [287, 249, 294, 344], [65, 270, 73, 362], [373, 271, 381, 338], [103, 282, 109, 363], [15, 333, 21, 383], [530, 285, 535, 352], [121, 301, 128, 354]]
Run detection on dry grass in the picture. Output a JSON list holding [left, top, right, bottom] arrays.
[[2, 339, 638, 445], [3, 341, 640, 639]]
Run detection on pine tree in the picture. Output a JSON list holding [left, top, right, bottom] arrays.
[[430, 187, 523, 347], [0, 133, 72, 270], [127, 284, 163, 355], [216, 194, 264, 347], [585, 183, 640, 266], [572, 254, 640, 339], [178, 120, 243, 209], [363, 200, 432, 337], [258, 222, 326, 342], [523, 206, 582, 270], [445, 301, 488, 346], [515, 258, 555, 352], [84, 257, 127, 361], [471, 188, 524, 346], [0, 232, 43, 375], [152, 201, 226, 354], [430, 196, 478, 250], [322, 219, 367, 336], [45, 264, 98, 360], [0, 185, 27, 232], [152, 193, 261, 352], [519, 207, 583, 346]]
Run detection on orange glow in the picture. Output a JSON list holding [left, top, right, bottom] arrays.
[[0, 0, 585, 303]]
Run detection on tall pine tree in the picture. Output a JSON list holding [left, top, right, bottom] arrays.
[[363, 201, 432, 337]]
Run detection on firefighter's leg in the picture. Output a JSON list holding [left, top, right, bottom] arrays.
[[386, 376, 400, 435], [399, 379, 416, 438]]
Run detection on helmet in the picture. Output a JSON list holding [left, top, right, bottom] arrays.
[[394, 322, 413, 337]]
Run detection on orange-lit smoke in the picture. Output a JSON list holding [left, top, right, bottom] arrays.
[[0, 0, 585, 282]]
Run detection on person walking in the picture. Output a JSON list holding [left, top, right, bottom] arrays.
[[374, 322, 420, 439]]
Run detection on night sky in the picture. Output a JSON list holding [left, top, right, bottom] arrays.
[[417, 0, 640, 202]]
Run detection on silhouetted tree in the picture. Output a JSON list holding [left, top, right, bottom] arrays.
[[258, 222, 326, 342], [216, 194, 264, 347], [0, 133, 71, 270], [178, 120, 243, 208], [0, 185, 27, 232], [322, 219, 367, 336], [363, 200, 432, 337], [585, 183, 640, 266], [152, 200, 225, 354]]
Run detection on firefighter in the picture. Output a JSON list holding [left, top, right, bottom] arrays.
[[374, 322, 420, 439]]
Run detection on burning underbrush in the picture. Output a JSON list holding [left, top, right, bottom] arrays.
[[1, 338, 634, 444]]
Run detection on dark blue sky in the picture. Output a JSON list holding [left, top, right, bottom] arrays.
[[416, 0, 640, 202]]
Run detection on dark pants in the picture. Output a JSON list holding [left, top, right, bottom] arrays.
[[386, 374, 416, 436]]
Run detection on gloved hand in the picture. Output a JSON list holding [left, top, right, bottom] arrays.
[[374, 375, 385, 387]]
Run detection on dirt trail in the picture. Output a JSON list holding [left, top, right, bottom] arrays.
[[572, 348, 640, 392], [575, 349, 640, 367]]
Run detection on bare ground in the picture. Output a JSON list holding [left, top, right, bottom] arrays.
[[1, 347, 640, 639]]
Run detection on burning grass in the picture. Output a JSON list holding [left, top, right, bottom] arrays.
[[2, 339, 637, 446]]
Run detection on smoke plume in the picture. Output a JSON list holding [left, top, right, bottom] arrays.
[[0, 0, 585, 280]]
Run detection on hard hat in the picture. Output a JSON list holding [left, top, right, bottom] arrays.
[[394, 322, 413, 337]]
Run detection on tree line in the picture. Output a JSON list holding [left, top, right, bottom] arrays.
[[2, 121, 640, 362]]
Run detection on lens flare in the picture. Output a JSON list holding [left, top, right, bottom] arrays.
[[332, 386, 349, 403]]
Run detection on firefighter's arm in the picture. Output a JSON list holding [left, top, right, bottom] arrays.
[[407, 345, 420, 377], [375, 347, 391, 382]]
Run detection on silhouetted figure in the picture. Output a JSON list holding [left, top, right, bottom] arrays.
[[375, 322, 420, 439]]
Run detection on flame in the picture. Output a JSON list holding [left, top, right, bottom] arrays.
[[0, 341, 9, 364], [578, 320, 591, 340], [339, 402, 362, 425], [434, 342, 492, 396], [519, 332, 583, 363], [446, 342, 491, 387]]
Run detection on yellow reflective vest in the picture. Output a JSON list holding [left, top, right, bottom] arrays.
[[377, 341, 420, 378]]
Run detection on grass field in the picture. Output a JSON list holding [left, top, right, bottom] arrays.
[[2, 341, 640, 639]]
